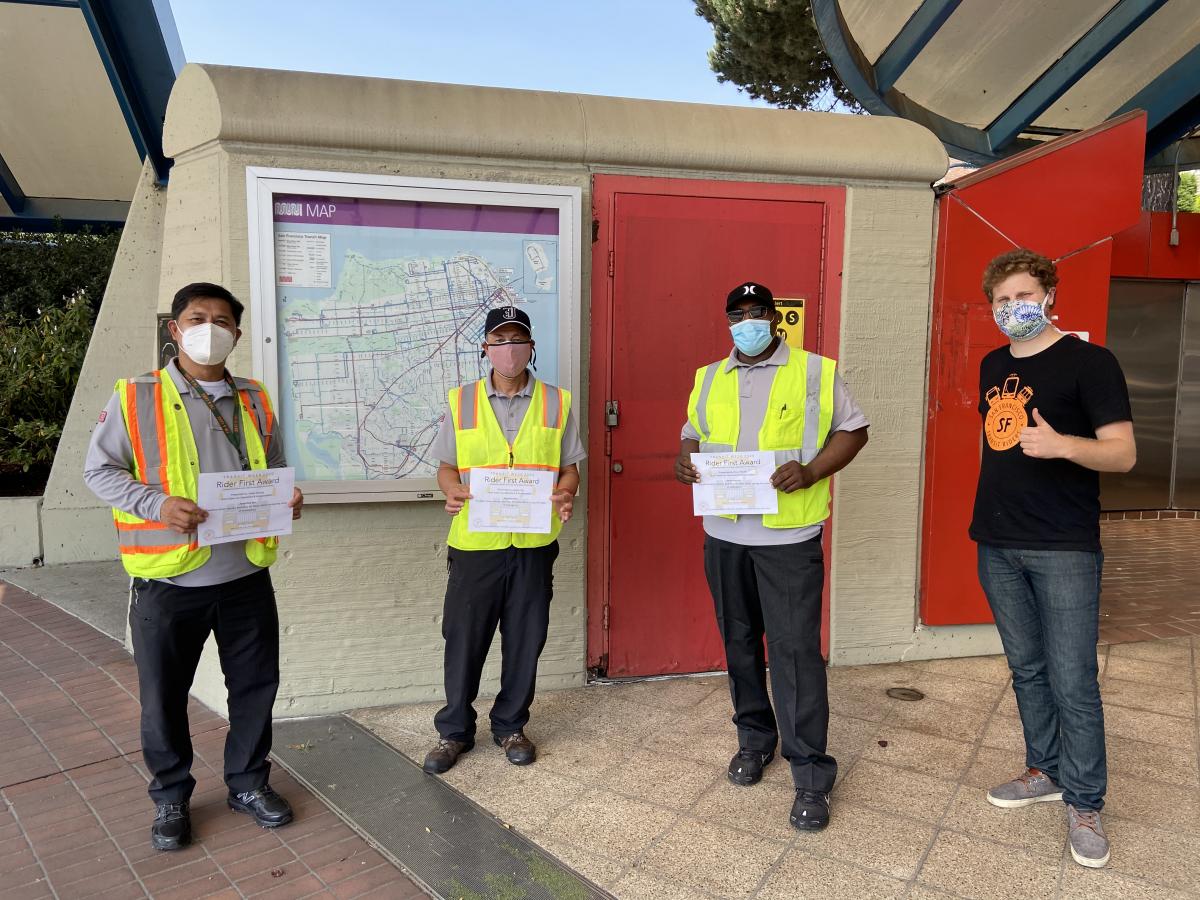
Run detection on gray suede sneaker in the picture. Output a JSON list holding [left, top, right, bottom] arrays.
[[986, 768, 1063, 808], [1067, 804, 1110, 868]]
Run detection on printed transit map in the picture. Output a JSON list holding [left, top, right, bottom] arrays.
[[271, 194, 560, 483]]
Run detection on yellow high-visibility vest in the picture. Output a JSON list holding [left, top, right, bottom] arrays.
[[112, 369, 279, 578], [448, 378, 569, 551], [687, 350, 837, 528]]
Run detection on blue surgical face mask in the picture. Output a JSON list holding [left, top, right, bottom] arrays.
[[730, 319, 774, 356], [993, 291, 1053, 342]]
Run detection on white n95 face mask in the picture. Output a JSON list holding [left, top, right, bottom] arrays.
[[180, 323, 236, 366]]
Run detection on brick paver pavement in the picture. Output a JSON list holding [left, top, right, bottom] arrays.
[[1100, 518, 1200, 645], [0, 581, 428, 899]]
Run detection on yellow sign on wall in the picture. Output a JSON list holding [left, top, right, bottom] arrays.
[[775, 298, 806, 349]]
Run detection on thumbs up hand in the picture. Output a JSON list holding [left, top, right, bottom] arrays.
[[1018, 408, 1068, 460]]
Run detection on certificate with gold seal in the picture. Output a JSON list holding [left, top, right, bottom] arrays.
[[690, 451, 779, 516], [468, 469, 555, 534]]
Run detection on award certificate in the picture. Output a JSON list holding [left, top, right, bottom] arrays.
[[467, 469, 555, 534], [691, 451, 778, 516], [197, 467, 295, 546]]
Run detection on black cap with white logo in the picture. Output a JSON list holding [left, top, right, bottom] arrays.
[[483, 305, 532, 336], [726, 281, 775, 312]]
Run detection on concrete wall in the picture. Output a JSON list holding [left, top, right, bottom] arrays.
[[0, 497, 42, 567], [49, 63, 954, 716], [828, 184, 1002, 663], [41, 161, 166, 565]]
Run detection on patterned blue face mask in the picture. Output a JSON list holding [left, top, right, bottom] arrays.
[[993, 291, 1053, 342], [730, 319, 774, 356]]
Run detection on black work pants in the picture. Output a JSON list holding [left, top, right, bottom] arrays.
[[704, 534, 836, 791], [434, 542, 558, 742], [130, 568, 280, 804]]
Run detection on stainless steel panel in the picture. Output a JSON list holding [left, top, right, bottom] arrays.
[[1100, 280, 1183, 510], [1173, 285, 1200, 508]]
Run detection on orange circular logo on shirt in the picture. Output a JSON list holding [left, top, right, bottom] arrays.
[[984, 374, 1033, 452]]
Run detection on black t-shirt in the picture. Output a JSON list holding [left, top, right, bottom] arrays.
[[970, 335, 1132, 551]]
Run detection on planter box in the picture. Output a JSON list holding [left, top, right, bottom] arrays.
[[0, 496, 43, 567]]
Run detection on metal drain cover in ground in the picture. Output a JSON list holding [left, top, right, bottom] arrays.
[[886, 687, 925, 701], [274, 715, 612, 900]]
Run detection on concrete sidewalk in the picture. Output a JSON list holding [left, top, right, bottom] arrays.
[[0, 580, 429, 899], [354, 639, 1200, 899]]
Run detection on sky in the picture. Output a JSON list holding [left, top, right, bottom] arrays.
[[167, 0, 769, 108]]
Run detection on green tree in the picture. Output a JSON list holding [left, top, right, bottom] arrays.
[[0, 296, 95, 471], [1178, 171, 1198, 213], [0, 224, 120, 320], [0, 221, 120, 484], [693, 0, 857, 110]]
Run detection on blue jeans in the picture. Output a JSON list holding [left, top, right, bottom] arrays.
[[977, 544, 1106, 811]]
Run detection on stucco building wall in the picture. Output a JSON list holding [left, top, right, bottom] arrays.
[[47, 64, 955, 716]]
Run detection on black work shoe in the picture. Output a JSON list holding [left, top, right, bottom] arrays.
[[728, 748, 775, 786], [423, 738, 473, 774], [494, 730, 536, 766], [228, 785, 294, 828], [789, 789, 831, 831], [151, 801, 191, 851]]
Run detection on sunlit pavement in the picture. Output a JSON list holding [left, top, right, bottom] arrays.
[[355, 637, 1200, 900]]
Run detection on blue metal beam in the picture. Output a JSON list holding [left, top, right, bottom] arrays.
[[986, 0, 1169, 152], [0, 197, 128, 233], [811, 0, 1029, 164], [1116, 44, 1200, 157], [77, 0, 181, 184], [0, 151, 27, 214], [874, 0, 962, 95]]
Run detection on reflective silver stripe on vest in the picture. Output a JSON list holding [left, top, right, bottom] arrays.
[[233, 379, 272, 442], [803, 354, 825, 463], [459, 380, 480, 430], [699, 442, 734, 453], [541, 383, 563, 429], [694, 362, 722, 439], [132, 378, 166, 485], [773, 449, 802, 467]]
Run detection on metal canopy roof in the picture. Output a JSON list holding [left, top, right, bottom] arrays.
[[0, 0, 182, 230], [813, 0, 1200, 168]]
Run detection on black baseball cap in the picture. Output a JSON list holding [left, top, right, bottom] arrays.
[[483, 305, 532, 337], [726, 281, 775, 312]]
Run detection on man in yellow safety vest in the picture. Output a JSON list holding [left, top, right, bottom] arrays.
[[421, 305, 584, 774], [676, 281, 869, 832], [84, 283, 302, 851]]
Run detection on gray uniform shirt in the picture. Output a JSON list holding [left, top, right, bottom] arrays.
[[84, 360, 287, 587], [429, 373, 587, 473], [681, 342, 869, 546]]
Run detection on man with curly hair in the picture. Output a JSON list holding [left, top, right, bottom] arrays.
[[971, 249, 1135, 869]]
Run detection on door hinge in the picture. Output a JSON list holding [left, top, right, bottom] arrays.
[[604, 430, 612, 457], [607, 249, 614, 277], [602, 605, 610, 630], [605, 400, 619, 427]]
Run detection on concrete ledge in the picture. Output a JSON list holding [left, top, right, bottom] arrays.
[[0, 496, 43, 567], [163, 63, 949, 183], [831, 623, 1004, 666], [40, 506, 117, 565]]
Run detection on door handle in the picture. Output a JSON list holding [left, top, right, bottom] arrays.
[[612, 462, 624, 473]]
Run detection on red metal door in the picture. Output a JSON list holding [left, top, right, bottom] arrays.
[[588, 176, 844, 677]]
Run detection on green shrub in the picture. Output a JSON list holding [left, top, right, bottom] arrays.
[[0, 222, 119, 480], [0, 226, 120, 320], [0, 296, 95, 470]]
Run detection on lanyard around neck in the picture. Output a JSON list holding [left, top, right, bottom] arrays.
[[177, 367, 249, 470]]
